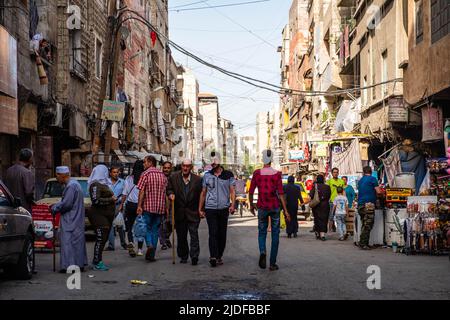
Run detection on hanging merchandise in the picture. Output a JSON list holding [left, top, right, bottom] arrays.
[[422, 104, 443, 142], [154, 98, 166, 144], [403, 196, 449, 256]]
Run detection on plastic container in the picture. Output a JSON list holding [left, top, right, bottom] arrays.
[[392, 241, 398, 253], [394, 173, 415, 189]]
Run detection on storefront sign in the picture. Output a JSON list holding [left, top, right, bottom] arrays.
[[422, 105, 443, 142], [101, 100, 125, 122], [388, 97, 408, 122], [19, 103, 37, 131], [315, 142, 328, 157], [0, 26, 17, 98], [306, 130, 325, 142], [0, 95, 18, 135], [289, 150, 305, 162]]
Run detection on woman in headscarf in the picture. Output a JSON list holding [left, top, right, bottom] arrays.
[[119, 160, 145, 257], [88, 164, 116, 271], [310, 174, 331, 241], [283, 176, 304, 238]]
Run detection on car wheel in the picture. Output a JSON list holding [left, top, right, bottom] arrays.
[[13, 232, 34, 280]]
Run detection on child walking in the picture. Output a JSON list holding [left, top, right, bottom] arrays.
[[332, 187, 349, 241]]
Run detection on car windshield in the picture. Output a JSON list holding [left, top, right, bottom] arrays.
[[43, 180, 89, 198]]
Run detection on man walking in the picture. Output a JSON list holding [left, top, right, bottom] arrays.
[[326, 168, 345, 232], [167, 159, 202, 265], [160, 161, 173, 250], [357, 166, 382, 250], [107, 165, 126, 251], [51, 166, 88, 273], [249, 150, 290, 271], [4, 149, 35, 212], [199, 154, 236, 267], [137, 156, 168, 262]]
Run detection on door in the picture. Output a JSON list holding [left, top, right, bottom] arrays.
[[0, 182, 18, 261]]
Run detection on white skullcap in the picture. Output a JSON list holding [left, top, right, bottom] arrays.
[[262, 150, 273, 165], [56, 166, 70, 174], [182, 158, 193, 165]]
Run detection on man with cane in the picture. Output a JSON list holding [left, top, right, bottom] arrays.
[[167, 159, 203, 265]]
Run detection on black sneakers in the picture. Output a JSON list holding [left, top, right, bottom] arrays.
[[259, 253, 267, 269], [269, 264, 279, 271], [192, 258, 198, 266], [209, 258, 217, 267]]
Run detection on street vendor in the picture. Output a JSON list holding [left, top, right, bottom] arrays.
[[51, 166, 88, 273]]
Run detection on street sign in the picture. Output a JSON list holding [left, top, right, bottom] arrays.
[[101, 100, 125, 122]]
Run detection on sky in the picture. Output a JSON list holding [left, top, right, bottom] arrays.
[[168, 0, 292, 137]]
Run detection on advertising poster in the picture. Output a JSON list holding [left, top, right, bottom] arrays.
[[32, 204, 60, 249]]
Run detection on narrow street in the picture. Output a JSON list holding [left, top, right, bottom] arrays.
[[1, 213, 449, 300]]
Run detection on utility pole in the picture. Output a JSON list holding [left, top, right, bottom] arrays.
[[92, 0, 120, 162]]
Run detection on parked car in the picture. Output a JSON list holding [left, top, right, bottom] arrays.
[[0, 180, 35, 280], [36, 177, 93, 230]]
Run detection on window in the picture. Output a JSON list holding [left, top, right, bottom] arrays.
[[431, 0, 450, 44], [415, 0, 424, 44], [382, 50, 388, 96], [362, 76, 368, 107], [0, 185, 12, 207], [95, 37, 103, 78]]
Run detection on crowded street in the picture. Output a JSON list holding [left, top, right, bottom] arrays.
[[1, 213, 449, 300], [1, 0, 450, 308]]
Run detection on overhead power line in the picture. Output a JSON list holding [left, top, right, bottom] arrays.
[[170, 0, 271, 12], [118, 10, 403, 98]]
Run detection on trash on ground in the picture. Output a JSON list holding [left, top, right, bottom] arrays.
[[131, 280, 148, 285]]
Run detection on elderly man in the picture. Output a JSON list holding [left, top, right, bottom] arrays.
[[51, 166, 88, 273], [167, 159, 203, 265]]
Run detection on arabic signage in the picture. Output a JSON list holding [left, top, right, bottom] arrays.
[[388, 97, 408, 122], [101, 100, 125, 122], [306, 130, 325, 142], [422, 105, 443, 142]]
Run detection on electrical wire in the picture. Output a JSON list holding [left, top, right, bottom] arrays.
[[118, 9, 404, 98], [170, 0, 271, 12]]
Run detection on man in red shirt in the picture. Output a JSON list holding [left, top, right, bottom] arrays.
[[249, 150, 290, 271], [137, 156, 168, 262]]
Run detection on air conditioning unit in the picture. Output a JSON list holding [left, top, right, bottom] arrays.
[[50, 103, 63, 127]]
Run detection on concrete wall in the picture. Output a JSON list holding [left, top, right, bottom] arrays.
[[404, 0, 450, 105]]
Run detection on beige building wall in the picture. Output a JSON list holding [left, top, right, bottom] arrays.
[[404, 0, 450, 105], [353, 0, 408, 134]]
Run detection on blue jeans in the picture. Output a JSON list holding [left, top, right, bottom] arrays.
[[335, 215, 347, 238], [258, 209, 280, 266], [143, 212, 162, 250]]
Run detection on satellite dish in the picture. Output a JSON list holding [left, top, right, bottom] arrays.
[[154, 98, 162, 109]]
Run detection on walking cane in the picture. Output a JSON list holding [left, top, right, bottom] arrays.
[[171, 199, 175, 265], [52, 212, 56, 272]]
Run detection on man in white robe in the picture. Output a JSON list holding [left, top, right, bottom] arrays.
[[51, 166, 88, 272]]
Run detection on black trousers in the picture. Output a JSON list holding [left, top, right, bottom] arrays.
[[124, 202, 138, 243], [205, 209, 229, 259], [176, 219, 200, 260], [93, 227, 110, 265]]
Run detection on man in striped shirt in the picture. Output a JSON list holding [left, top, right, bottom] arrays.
[[137, 156, 168, 262]]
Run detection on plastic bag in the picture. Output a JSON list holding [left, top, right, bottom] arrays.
[[113, 211, 125, 227], [133, 215, 147, 242], [280, 211, 286, 230]]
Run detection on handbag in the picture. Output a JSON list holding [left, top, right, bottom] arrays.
[[309, 187, 320, 208]]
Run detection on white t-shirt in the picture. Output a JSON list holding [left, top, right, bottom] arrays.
[[333, 195, 348, 215], [122, 176, 139, 204]]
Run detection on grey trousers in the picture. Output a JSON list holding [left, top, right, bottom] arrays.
[[176, 220, 200, 260]]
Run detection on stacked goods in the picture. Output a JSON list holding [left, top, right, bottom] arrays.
[[346, 209, 355, 235]]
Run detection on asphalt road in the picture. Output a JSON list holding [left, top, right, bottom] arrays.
[[1, 212, 449, 300]]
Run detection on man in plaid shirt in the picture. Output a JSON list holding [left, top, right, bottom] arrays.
[[137, 155, 168, 262]]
